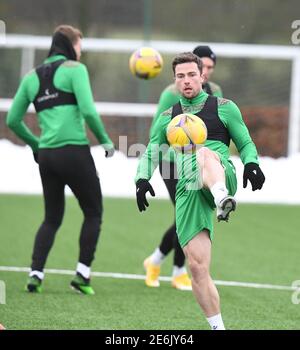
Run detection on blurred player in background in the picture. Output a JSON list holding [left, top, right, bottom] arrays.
[[143, 46, 222, 291], [7, 25, 115, 295], [136, 52, 265, 329]]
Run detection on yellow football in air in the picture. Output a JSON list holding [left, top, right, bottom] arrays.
[[129, 47, 163, 79]]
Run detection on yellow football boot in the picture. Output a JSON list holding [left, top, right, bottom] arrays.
[[143, 257, 160, 287], [172, 273, 192, 291]]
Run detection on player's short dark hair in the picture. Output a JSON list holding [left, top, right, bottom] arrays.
[[172, 52, 203, 75], [53, 25, 83, 45]]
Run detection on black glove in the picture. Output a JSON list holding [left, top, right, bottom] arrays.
[[243, 163, 265, 191], [105, 148, 115, 158], [136, 179, 155, 212], [33, 151, 39, 164]]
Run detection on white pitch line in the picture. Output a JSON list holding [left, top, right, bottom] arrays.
[[0, 266, 296, 292]]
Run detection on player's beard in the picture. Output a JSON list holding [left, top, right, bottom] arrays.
[[182, 86, 201, 99]]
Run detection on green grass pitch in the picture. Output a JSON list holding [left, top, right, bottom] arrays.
[[0, 194, 300, 330]]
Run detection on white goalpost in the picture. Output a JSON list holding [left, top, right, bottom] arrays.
[[1, 34, 300, 156]]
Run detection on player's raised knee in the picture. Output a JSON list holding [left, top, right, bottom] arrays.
[[196, 147, 218, 165], [196, 146, 209, 161]]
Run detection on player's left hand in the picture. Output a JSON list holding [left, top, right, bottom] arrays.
[[243, 162, 265, 191]]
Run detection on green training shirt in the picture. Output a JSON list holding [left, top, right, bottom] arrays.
[[135, 90, 259, 191], [6, 55, 114, 152], [150, 82, 222, 163]]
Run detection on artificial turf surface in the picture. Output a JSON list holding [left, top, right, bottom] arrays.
[[0, 195, 299, 330]]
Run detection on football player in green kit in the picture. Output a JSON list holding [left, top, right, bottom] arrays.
[[7, 25, 114, 295], [135, 52, 265, 330], [143, 46, 222, 291]]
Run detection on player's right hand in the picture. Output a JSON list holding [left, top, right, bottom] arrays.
[[105, 148, 115, 158], [136, 179, 155, 212]]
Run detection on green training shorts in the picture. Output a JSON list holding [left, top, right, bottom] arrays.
[[175, 154, 237, 248]]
